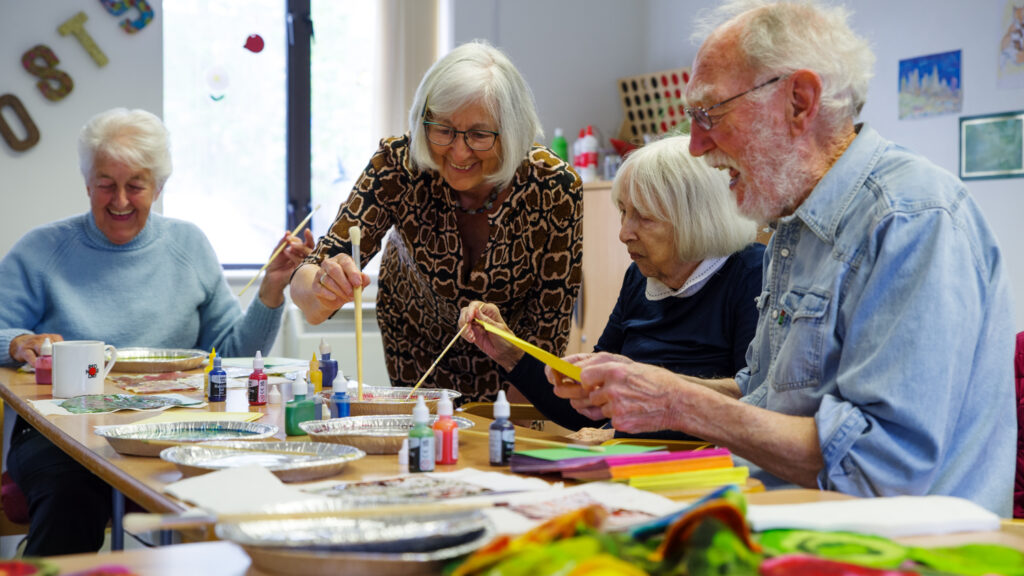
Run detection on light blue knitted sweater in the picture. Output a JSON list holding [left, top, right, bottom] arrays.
[[0, 212, 283, 365]]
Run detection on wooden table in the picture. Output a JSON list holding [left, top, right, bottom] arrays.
[[4, 366, 1024, 574]]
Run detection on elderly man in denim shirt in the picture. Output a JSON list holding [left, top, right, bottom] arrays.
[[557, 0, 1015, 516]]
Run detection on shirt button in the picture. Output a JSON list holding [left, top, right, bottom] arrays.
[[780, 248, 790, 257], [771, 310, 779, 319]]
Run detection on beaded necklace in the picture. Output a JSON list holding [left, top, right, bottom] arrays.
[[456, 187, 500, 215]]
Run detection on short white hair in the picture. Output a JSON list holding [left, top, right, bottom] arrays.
[[611, 135, 756, 261], [693, 0, 875, 130], [78, 108, 172, 189], [408, 41, 542, 190]]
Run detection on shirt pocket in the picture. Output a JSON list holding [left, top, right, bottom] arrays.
[[770, 288, 830, 391]]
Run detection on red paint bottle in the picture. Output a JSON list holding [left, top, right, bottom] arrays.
[[248, 350, 268, 406], [433, 391, 458, 465], [35, 337, 52, 385]]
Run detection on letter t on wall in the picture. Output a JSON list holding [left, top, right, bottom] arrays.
[[58, 12, 109, 67]]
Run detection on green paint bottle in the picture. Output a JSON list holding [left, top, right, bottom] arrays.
[[408, 395, 435, 472]]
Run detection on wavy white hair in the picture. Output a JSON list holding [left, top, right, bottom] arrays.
[[78, 108, 172, 190], [693, 0, 875, 130]]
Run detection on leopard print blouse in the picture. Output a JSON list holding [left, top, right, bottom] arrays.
[[306, 135, 583, 403]]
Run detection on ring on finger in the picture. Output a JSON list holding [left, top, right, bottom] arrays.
[[319, 274, 328, 287]]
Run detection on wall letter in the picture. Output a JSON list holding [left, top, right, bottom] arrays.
[[58, 11, 109, 67], [21, 45, 74, 102], [99, 0, 154, 34], [0, 94, 41, 152]]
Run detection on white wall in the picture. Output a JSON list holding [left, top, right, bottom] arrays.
[[453, 0, 1024, 329], [0, 1, 163, 255]]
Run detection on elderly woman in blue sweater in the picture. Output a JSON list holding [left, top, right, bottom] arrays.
[[460, 135, 764, 436], [0, 108, 312, 556]]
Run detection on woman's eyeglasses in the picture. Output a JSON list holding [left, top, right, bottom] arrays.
[[423, 121, 500, 151]]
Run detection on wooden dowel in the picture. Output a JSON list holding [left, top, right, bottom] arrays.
[[461, 428, 605, 452], [239, 205, 321, 296], [406, 323, 470, 400]]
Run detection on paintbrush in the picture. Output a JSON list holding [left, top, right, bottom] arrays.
[[405, 323, 470, 400], [124, 500, 487, 533], [238, 204, 321, 296], [349, 225, 364, 401], [461, 428, 606, 452]]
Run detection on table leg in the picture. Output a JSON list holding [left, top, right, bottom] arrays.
[[111, 488, 124, 551]]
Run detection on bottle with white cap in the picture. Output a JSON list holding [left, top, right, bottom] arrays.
[[432, 391, 458, 465], [409, 395, 435, 472], [35, 337, 53, 385], [247, 351, 267, 406], [489, 390, 515, 466]]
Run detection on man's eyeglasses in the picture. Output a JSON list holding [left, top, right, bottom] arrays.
[[423, 121, 500, 151], [685, 76, 785, 131]]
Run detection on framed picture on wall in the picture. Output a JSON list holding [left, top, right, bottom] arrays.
[[959, 110, 1024, 180]]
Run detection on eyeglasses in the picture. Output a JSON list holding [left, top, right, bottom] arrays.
[[423, 121, 500, 151], [685, 76, 785, 131]]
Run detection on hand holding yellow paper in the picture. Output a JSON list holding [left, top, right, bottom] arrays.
[[474, 319, 581, 381]]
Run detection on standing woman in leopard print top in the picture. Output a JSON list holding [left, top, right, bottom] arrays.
[[290, 41, 583, 404]]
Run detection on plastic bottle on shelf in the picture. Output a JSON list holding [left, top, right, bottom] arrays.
[[408, 395, 435, 473], [433, 391, 458, 465], [35, 337, 52, 385], [489, 390, 515, 466], [573, 127, 585, 170], [550, 128, 569, 161], [579, 125, 599, 183]]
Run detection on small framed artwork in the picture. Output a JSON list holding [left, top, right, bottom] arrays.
[[959, 110, 1024, 180]]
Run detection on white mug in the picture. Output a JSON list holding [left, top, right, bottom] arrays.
[[52, 340, 117, 398]]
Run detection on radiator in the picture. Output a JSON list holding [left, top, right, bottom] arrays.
[[281, 304, 391, 387]]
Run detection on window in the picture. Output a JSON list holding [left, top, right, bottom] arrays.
[[163, 1, 381, 271]]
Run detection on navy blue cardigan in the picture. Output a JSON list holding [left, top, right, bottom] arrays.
[[504, 243, 765, 433]]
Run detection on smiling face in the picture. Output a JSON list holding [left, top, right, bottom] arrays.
[[427, 101, 502, 196], [87, 154, 159, 245], [685, 30, 807, 223]]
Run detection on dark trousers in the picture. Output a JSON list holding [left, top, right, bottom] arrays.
[[7, 420, 111, 556]]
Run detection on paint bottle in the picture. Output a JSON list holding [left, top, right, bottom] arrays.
[[208, 354, 227, 402], [409, 395, 435, 473], [309, 353, 323, 395], [203, 347, 216, 399], [319, 337, 338, 391], [433, 391, 458, 466], [35, 337, 52, 385], [285, 373, 318, 435], [489, 390, 515, 466], [248, 350, 268, 406], [268, 382, 282, 405], [331, 388, 350, 418]]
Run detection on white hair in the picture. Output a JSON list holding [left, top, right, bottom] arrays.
[[693, 0, 875, 129], [78, 108, 172, 190], [407, 41, 542, 190], [611, 135, 756, 261]]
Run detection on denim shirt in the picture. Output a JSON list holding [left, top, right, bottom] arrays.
[[735, 124, 1016, 516]]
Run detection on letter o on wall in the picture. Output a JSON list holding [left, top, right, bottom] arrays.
[[0, 94, 41, 152]]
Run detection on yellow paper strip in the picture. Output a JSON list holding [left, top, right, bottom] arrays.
[[474, 319, 581, 381], [132, 411, 264, 426], [628, 466, 749, 491]]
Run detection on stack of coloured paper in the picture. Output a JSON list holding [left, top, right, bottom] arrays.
[[510, 445, 748, 496]]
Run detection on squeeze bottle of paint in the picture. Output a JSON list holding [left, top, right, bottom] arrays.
[[409, 395, 435, 472], [331, 388, 350, 418], [433, 391, 458, 465], [203, 347, 216, 398], [35, 338, 52, 385], [551, 128, 569, 161], [248, 351, 268, 406], [285, 374, 317, 435], [208, 354, 227, 402], [309, 353, 323, 395], [268, 383, 282, 405], [319, 337, 338, 390], [489, 390, 515, 466]]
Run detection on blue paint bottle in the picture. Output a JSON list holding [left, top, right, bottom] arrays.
[[208, 354, 227, 402], [319, 337, 339, 391], [489, 390, 515, 466], [331, 388, 350, 418]]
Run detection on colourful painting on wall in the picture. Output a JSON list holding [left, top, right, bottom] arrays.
[[898, 50, 962, 120], [1000, 0, 1024, 90]]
